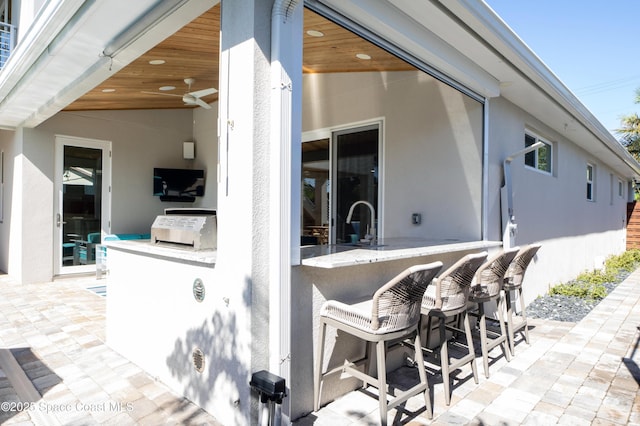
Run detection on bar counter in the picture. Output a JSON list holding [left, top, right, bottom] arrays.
[[301, 238, 502, 268]]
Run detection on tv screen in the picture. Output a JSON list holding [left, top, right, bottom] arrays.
[[153, 168, 205, 201]]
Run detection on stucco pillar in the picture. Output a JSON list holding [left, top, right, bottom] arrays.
[[6, 128, 55, 284], [217, 0, 273, 424]]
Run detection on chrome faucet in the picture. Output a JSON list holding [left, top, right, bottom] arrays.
[[346, 200, 376, 244]]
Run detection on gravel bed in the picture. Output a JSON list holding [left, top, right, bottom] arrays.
[[525, 272, 629, 322]]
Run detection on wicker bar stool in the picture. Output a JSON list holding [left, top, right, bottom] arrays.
[[420, 251, 487, 406], [314, 261, 443, 426], [503, 243, 541, 356], [467, 247, 519, 378]]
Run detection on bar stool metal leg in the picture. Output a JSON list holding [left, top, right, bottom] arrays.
[[313, 321, 327, 412]]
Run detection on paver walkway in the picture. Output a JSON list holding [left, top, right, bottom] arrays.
[[297, 268, 640, 425], [0, 273, 223, 425], [0, 268, 639, 425]]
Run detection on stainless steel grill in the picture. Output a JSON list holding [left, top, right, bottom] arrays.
[[151, 209, 217, 250]]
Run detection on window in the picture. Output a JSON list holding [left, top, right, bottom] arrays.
[[587, 164, 595, 201], [524, 132, 552, 174], [619, 179, 624, 197]]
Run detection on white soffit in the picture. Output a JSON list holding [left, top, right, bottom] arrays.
[[0, 0, 217, 129]]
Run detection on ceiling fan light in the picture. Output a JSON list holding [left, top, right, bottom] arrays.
[[159, 86, 176, 91]]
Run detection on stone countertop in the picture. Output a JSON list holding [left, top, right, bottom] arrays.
[[104, 239, 217, 265], [300, 238, 502, 268]]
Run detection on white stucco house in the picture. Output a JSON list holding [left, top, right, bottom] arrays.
[[0, 0, 638, 424]]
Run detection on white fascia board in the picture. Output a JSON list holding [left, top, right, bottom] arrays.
[[444, 0, 640, 177], [0, 0, 86, 104], [313, 0, 499, 98]]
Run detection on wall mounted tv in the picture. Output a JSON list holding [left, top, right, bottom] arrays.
[[153, 168, 205, 202]]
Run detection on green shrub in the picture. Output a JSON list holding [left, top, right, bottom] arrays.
[[604, 249, 640, 275], [549, 281, 607, 300], [547, 249, 640, 301]]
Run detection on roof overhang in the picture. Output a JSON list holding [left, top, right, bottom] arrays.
[[0, 0, 216, 129], [315, 0, 640, 179], [1, 0, 638, 180]]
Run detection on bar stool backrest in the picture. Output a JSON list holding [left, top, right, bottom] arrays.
[[504, 244, 541, 288], [433, 252, 488, 311], [372, 261, 443, 333], [473, 247, 520, 298], [505, 244, 542, 289]]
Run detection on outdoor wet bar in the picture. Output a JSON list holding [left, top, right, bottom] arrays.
[[300, 238, 501, 268], [289, 237, 502, 419]]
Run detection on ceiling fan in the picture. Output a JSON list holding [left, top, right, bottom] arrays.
[[142, 78, 217, 109]]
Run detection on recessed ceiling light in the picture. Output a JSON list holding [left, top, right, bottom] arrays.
[[306, 30, 324, 37], [159, 86, 176, 91], [356, 53, 371, 60], [101, 88, 116, 93], [149, 59, 166, 65]]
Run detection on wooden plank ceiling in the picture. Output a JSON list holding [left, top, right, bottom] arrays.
[[65, 5, 414, 111]]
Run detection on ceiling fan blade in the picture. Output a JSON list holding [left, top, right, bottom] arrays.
[[189, 87, 217, 98], [141, 91, 182, 98], [193, 97, 212, 109]]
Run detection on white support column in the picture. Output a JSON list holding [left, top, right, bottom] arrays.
[[217, 1, 273, 424], [269, 1, 302, 424]]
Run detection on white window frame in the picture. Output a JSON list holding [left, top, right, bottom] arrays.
[[524, 131, 553, 175], [618, 178, 624, 198], [301, 118, 385, 244], [587, 163, 595, 202]]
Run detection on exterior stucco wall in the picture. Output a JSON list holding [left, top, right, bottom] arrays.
[[0, 129, 19, 276], [488, 97, 629, 302], [36, 109, 196, 233], [1, 109, 207, 282], [302, 70, 484, 242], [215, 0, 273, 423], [193, 104, 219, 209]]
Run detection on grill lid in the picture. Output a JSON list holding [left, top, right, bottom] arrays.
[[151, 211, 217, 250]]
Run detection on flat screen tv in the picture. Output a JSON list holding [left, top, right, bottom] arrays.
[[153, 168, 205, 202]]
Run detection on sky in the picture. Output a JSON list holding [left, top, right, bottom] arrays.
[[485, 0, 640, 138]]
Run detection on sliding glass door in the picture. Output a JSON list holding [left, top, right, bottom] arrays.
[[301, 123, 381, 245]]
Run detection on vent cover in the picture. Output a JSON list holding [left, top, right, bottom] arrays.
[[193, 278, 205, 302], [192, 347, 205, 373]]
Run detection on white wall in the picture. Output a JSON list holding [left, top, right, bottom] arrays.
[[193, 104, 219, 209], [106, 249, 229, 423], [2, 107, 220, 282], [488, 97, 629, 302], [0, 129, 19, 276], [302, 70, 484, 241], [36, 109, 204, 233]]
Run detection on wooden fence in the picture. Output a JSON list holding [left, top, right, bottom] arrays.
[[627, 202, 640, 249]]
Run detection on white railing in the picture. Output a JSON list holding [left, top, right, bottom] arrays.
[[0, 22, 16, 70]]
